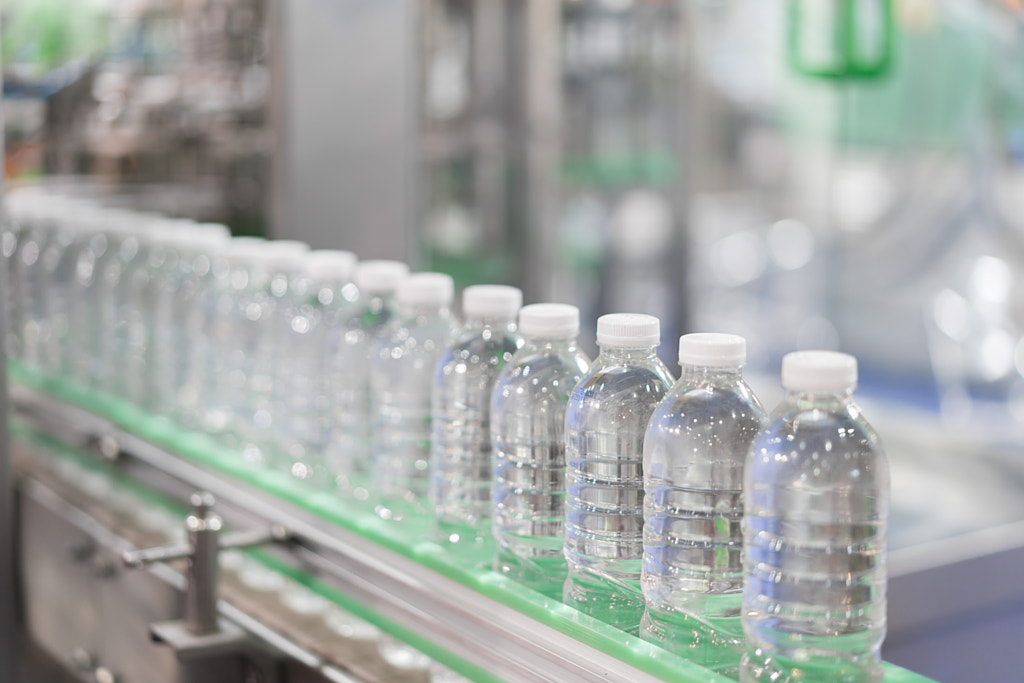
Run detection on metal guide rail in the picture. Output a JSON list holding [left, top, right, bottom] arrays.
[[7, 368, 936, 683], [10, 382, 673, 683]]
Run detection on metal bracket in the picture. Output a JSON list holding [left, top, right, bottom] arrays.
[[149, 619, 250, 662], [121, 491, 292, 659]]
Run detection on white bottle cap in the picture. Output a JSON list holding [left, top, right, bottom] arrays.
[[259, 239, 310, 272], [396, 272, 454, 306], [462, 285, 522, 319], [782, 350, 858, 393], [194, 222, 232, 241], [144, 219, 194, 246], [182, 228, 230, 255], [306, 249, 357, 282], [224, 236, 268, 267], [355, 260, 409, 294], [518, 303, 579, 338], [103, 209, 145, 237], [596, 313, 661, 348], [678, 333, 746, 368]]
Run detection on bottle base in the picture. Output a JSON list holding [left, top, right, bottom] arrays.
[[640, 609, 743, 676], [493, 548, 566, 601], [741, 649, 884, 683], [563, 571, 644, 635]]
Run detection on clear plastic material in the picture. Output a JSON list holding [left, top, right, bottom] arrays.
[[563, 314, 674, 633], [232, 241, 310, 466], [491, 303, 590, 598], [328, 259, 409, 489], [154, 227, 229, 419], [741, 351, 889, 683], [430, 285, 522, 537], [103, 214, 153, 399], [122, 220, 195, 408], [277, 251, 360, 488], [193, 237, 265, 435], [641, 333, 766, 674], [371, 273, 459, 519]]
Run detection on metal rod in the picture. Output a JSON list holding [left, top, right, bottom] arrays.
[[184, 492, 221, 636], [0, 147, 18, 683], [121, 543, 195, 569]]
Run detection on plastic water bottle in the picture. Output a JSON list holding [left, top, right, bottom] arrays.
[[37, 200, 94, 375], [2, 195, 32, 359], [491, 303, 590, 598], [101, 213, 150, 397], [122, 219, 194, 407], [327, 259, 409, 490], [741, 351, 889, 683], [177, 234, 258, 431], [152, 224, 231, 416], [640, 333, 766, 673], [232, 240, 310, 466], [199, 236, 269, 439], [13, 196, 62, 368], [371, 272, 459, 519], [430, 284, 522, 537], [563, 313, 673, 633], [68, 208, 124, 388], [278, 249, 358, 488]]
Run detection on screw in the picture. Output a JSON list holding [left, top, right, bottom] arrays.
[[98, 435, 120, 461]]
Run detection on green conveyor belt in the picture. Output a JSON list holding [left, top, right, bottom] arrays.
[[8, 359, 936, 683]]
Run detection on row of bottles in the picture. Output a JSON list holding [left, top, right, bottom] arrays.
[[3, 190, 888, 683]]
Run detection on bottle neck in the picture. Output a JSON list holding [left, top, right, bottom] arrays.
[[598, 344, 659, 362], [522, 335, 579, 354], [397, 301, 451, 319], [784, 388, 854, 410], [312, 278, 354, 306], [363, 291, 394, 314], [679, 364, 744, 383], [464, 314, 517, 333]]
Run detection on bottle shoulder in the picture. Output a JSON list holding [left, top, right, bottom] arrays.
[[748, 399, 888, 489], [492, 351, 590, 405], [647, 380, 767, 441], [567, 357, 674, 421]]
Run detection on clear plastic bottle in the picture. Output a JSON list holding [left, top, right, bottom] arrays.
[[122, 219, 194, 407], [640, 333, 766, 673], [741, 351, 889, 683], [430, 284, 522, 537], [563, 313, 673, 633], [101, 212, 150, 396], [180, 236, 263, 431], [491, 303, 590, 598], [327, 259, 409, 490], [278, 249, 358, 488], [371, 272, 459, 519], [200, 236, 269, 440], [38, 199, 95, 376], [1, 192, 35, 359], [68, 208, 127, 388], [14, 195, 61, 368], [152, 224, 231, 416], [232, 240, 310, 466]]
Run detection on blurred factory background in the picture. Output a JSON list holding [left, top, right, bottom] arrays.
[[5, 0, 1024, 681]]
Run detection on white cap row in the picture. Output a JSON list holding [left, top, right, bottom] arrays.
[[4, 191, 859, 393], [676, 332, 856, 392]]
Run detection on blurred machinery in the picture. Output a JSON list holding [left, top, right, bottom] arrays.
[[4, 0, 272, 233]]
